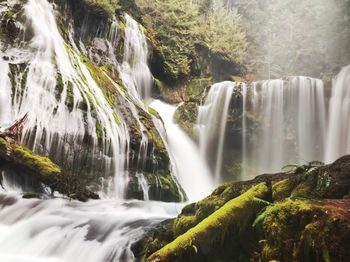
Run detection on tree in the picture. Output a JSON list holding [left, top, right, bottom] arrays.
[[196, 2, 247, 64]]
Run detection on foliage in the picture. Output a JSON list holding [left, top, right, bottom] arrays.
[[135, 0, 247, 80], [82, 0, 120, 19], [195, 2, 247, 64], [136, 0, 199, 79]]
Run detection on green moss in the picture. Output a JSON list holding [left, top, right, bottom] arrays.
[[118, 20, 126, 31], [6, 10, 14, 18], [113, 112, 122, 126], [55, 71, 64, 101], [148, 107, 161, 119], [186, 78, 212, 100], [95, 120, 105, 140], [174, 102, 198, 138], [8, 63, 28, 104], [14, 144, 61, 178], [65, 81, 74, 112], [81, 55, 119, 107], [173, 215, 197, 237], [148, 183, 269, 262], [159, 175, 181, 201], [302, 222, 331, 262], [0, 137, 7, 149], [82, 0, 120, 19], [22, 192, 41, 199], [256, 200, 313, 261], [272, 179, 294, 201]]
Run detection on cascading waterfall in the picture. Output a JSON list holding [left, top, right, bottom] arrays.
[[0, 0, 131, 198], [119, 14, 153, 102], [150, 100, 214, 202], [2, 0, 350, 261], [196, 81, 236, 182], [243, 76, 327, 175], [0, 0, 189, 260], [326, 65, 350, 163]]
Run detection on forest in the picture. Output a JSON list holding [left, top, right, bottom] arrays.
[[0, 0, 349, 261]]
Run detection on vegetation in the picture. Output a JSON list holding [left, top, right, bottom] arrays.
[[0, 137, 99, 201], [135, 0, 247, 81], [82, 0, 120, 19], [148, 183, 269, 262], [195, 2, 247, 64], [133, 156, 350, 261]]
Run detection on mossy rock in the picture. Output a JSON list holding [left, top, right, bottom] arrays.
[[147, 183, 270, 262], [22, 192, 41, 199], [254, 199, 350, 262], [135, 156, 350, 262], [174, 102, 198, 138], [80, 0, 120, 19], [126, 172, 184, 203]]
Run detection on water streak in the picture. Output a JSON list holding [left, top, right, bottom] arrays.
[[326, 65, 350, 163], [150, 100, 214, 202], [244, 77, 326, 175], [196, 81, 235, 182]]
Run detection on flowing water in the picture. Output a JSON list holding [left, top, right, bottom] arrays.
[[0, 191, 181, 262], [0, 0, 133, 198], [119, 14, 153, 102], [326, 65, 350, 163], [150, 100, 214, 202], [196, 81, 236, 183], [1, 0, 350, 261], [0, 1, 211, 261], [197, 77, 327, 180], [243, 77, 327, 174]]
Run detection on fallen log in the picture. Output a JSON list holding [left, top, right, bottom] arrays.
[[0, 113, 28, 141], [0, 136, 99, 201], [147, 183, 270, 262]]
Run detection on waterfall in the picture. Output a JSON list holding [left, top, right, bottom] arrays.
[[118, 14, 153, 101], [0, 1, 190, 260], [326, 65, 350, 163], [0, 0, 132, 198], [196, 81, 236, 182], [150, 100, 214, 201], [243, 77, 326, 174]]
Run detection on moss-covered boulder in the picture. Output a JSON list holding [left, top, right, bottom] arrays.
[[254, 199, 350, 262], [134, 155, 350, 261], [148, 183, 270, 262], [174, 102, 198, 139]]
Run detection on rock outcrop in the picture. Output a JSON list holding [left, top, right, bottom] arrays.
[[133, 155, 350, 261]]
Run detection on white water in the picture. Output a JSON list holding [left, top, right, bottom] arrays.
[[326, 65, 350, 163], [150, 100, 214, 202], [196, 81, 236, 182], [0, 0, 133, 198], [0, 192, 181, 262], [119, 14, 153, 102], [243, 77, 326, 175]]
